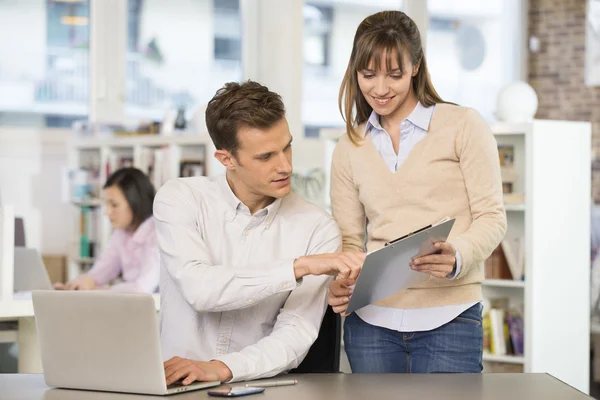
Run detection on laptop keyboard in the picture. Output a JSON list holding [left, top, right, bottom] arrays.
[[167, 380, 186, 389]]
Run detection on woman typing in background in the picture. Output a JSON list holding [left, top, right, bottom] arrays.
[[54, 167, 159, 293]]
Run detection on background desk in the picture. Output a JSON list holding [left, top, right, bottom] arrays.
[[0, 294, 161, 373], [0, 373, 593, 400]]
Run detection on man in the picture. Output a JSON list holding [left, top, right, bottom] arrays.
[[154, 80, 365, 385]]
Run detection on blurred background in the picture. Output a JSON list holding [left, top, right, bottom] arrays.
[[1, 0, 600, 396]]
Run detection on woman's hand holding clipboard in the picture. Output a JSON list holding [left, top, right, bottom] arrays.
[[329, 217, 457, 315]]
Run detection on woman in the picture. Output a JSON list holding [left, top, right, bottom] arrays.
[[328, 11, 506, 373], [55, 167, 159, 293]]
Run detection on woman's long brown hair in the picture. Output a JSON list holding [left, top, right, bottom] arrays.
[[339, 11, 446, 145]]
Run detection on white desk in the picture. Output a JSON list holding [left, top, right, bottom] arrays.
[[0, 373, 593, 400], [0, 294, 161, 373]]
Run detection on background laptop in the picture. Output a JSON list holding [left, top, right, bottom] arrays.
[[13, 247, 53, 292], [32, 291, 220, 395]]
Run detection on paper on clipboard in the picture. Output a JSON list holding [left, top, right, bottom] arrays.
[[345, 218, 456, 315]]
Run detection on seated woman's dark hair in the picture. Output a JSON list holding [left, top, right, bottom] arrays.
[[104, 167, 156, 230]]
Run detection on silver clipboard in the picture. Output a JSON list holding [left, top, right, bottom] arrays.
[[346, 218, 456, 314]]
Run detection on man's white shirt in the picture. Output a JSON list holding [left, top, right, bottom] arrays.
[[154, 175, 341, 382]]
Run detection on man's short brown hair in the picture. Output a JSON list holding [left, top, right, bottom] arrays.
[[205, 80, 286, 154]]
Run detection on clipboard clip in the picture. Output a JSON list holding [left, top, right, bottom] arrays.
[[384, 217, 452, 247], [385, 224, 432, 247]]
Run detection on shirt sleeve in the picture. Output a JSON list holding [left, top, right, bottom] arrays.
[[213, 217, 341, 382], [446, 108, 507, 278], [330, 140, 367, 253], [153, 179, 300, 313], [446, 249, 462, 280], [85, 232, 123, 286], [108, 232, 160, 293]]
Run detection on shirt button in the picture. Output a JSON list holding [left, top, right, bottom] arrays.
[[247, 299, 254, 304], [282, 283, 288, 289], [243, 231, 249, 236], [220, 337, 228, 344]]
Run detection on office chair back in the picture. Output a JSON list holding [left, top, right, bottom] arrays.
[[291, 305, 341, 373]]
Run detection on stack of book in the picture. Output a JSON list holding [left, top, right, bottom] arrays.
[[483, 299, 524, 357], [79, 206, 99, 259], [485, 238, 525, 280], [140, 147, 171, 190]]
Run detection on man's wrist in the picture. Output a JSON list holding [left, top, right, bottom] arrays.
[[209, 360, 233, 382], [293, 257, 309, 280]]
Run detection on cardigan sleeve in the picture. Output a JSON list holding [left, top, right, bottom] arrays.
[[447, 108, 507, 278]]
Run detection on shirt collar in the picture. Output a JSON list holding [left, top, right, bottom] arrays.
[[132, 216, 154, 244], [217, 174, 283, 223], [364, 101, 435, 136], [407, 101, 435, 131]]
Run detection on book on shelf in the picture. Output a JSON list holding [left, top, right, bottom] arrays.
[[140, 146, 171, 190], [70, 167, 101, 201], [501, 238, 525, 281], [106, 153, 134, 177], [179, 159, 206, 177], [79, 206, 98, 259], [483, 299, 524, 358], [484, 245, 512, 280], [485, 238, 525, 281]]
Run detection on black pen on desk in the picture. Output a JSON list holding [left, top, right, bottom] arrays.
[[246, 379, 297, 388]]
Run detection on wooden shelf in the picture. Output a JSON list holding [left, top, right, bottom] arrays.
[[72, 199, 102, 207], [0, 330, 18, 344], [491, 122, 530, 135], [73, 257, 95, 264], [483, 279, 525, 288], [505, 203, 525, 211], [73, 134, 211, 149], [483, 354, 525, 364]]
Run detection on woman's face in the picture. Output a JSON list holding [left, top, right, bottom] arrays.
[[357, 48, 418, 119], [103, 185, 134, 230]]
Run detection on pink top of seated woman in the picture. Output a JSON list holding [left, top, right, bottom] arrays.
[[55, 167, 159, 293]]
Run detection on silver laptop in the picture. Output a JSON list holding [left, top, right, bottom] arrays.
[[32, 291, 221, 395], [14, 247, 53, 292]]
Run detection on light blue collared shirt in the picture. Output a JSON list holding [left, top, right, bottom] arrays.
[[355, 102, 477, 332]]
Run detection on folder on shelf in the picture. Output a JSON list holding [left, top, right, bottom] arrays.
[[346, 217, 456, 314]]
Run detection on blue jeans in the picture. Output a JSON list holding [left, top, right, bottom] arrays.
[[344, 303, 483, 373]]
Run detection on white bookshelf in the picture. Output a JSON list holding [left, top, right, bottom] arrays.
[[483, 279, 525, 289], [67, 133, 224, 280], [0, 205, 15, 302], [483, 354, 526, 364], [504, 204, 526, 212], [486, 120, 591, 394], [322, 119, 592, 394]]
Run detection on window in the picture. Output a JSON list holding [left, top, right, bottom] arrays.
[[125, 0, 242, 121], [304, 4, 333, 68], [302, 0, 404, 137], [214, 0, 242, 61], [0, 0, 90, 126], [426, 0, 521, 122]]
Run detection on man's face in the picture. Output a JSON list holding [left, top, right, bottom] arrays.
[[230, 118, 293, 199]]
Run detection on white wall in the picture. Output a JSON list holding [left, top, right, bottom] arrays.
[[0, 0, 46, 110], [0, 128, 70, 255]]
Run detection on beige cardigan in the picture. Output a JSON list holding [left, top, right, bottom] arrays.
[[330, 103, 507, 309]]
